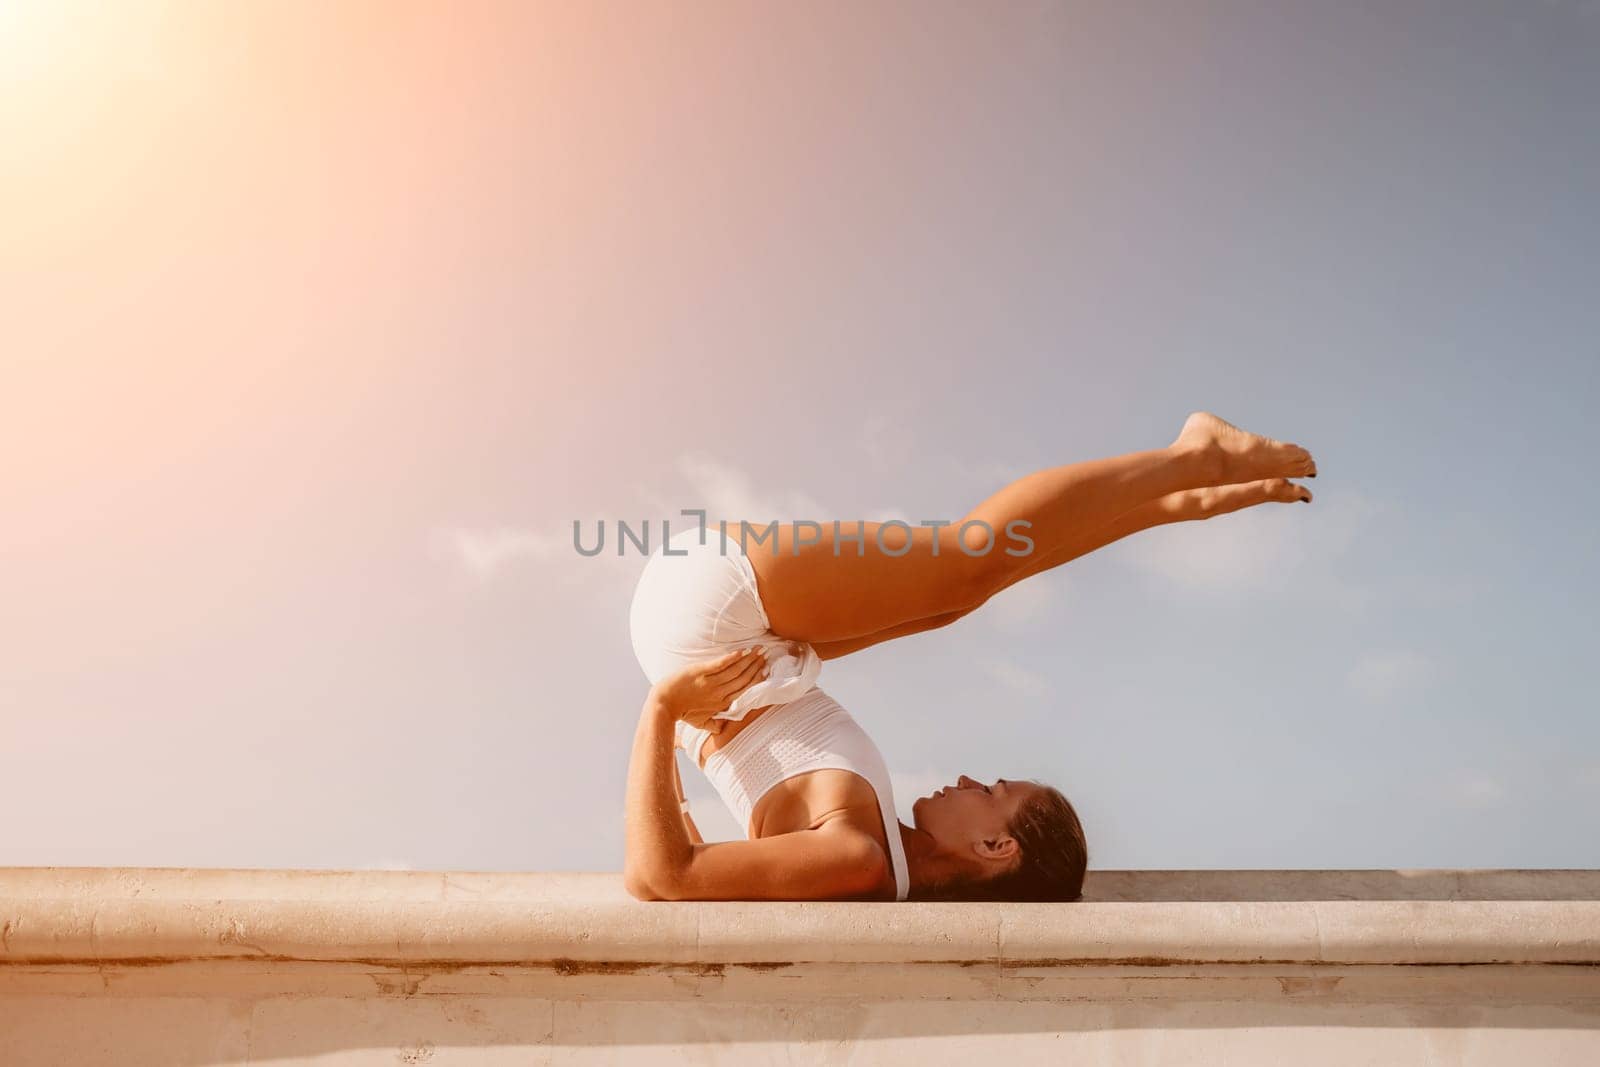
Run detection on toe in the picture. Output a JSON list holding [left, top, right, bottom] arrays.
[[1259, 478, 1301, 503]]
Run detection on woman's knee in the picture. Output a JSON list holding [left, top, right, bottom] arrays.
[[955, 520, 1028, 604], [943, 548, 1015, 611], [916, 606, 976, 632]]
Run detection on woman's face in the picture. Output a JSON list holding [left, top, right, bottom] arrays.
[[911, 774, 1044, 858]]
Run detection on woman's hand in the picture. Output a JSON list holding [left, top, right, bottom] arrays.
[[649, 647, 768, 733]]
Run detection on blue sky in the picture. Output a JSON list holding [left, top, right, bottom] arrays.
[[4, 0, 1597, 872]]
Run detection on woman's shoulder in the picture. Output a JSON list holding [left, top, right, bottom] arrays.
[[751, 764, 874, 820], [810, 813, 895, 899], [808, 773, 897, 891]]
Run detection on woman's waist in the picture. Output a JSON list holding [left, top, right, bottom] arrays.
[[692, 705, 772, 768], [701, 688, 849, 767]]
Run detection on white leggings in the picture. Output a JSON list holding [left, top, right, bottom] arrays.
[[627, 525, 821, 722]]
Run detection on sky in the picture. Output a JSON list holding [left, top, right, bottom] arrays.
[[3, 0, 1597, 873]]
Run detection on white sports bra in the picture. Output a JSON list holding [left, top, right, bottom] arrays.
[[676, 688, 910, 901]]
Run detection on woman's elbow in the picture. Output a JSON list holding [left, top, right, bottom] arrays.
[[625, 858, 689, 901], [623, 863, 664, 901]]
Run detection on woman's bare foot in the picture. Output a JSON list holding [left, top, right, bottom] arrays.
[[1172, 411, 1317, 485], [1158, 478, 1312, 521]]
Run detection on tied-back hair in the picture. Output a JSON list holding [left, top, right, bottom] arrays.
[[916, 783, 1088, 902]]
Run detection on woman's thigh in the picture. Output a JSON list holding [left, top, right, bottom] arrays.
[[741, 520, 1000, 645], [811, 608, 973, 660]]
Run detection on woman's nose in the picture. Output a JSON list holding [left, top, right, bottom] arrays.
[[957, 775, 979, 789]]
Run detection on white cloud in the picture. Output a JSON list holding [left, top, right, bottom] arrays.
[[977, 656, 1050, 698], [861, 414, 914, 475], [952, 458, 1028, 488], [629, 454, 921, 550], [431, 522, 645, 603], [1116, 489, 1378, 596], [1450, 773, 1508, 810], [671, 453, 829, 526], [1346, 650, 1435, 703], [977, 573, 1060, 632], [432, 525, 563, 579]]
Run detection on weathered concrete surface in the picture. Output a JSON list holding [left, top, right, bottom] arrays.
[[2, 868, 1599, 1064]]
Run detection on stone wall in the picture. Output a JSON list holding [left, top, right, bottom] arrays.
[[3, 868, 1597, 1064]]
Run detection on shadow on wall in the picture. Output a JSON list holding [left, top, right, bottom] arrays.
[[17, 981, 1600, 1063]]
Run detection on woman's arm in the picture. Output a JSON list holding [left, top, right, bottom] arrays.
[[622, 691, 697, 899], [623, 651, 889, 902]]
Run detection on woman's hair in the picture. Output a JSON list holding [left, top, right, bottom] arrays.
[[916, 783, 1088, 902]]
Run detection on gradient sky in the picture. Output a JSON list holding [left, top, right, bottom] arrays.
[[4, 0, 1597, 873]]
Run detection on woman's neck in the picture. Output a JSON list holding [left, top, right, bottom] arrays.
[[899, 821, 967, 898]]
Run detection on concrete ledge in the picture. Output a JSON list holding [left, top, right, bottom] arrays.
[[3, 867, 1599, 971], [4, 869, 1599, 1065]]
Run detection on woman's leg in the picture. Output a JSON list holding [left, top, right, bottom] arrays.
[[810, 477, 1311, 659], [748, 413, 1314, 645]]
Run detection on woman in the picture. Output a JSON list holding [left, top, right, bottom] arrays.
[[624, 412, 1316, 902]]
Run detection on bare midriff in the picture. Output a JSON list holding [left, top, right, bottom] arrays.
[[692, 703, 777, 769]]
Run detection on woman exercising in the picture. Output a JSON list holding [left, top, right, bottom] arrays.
[[624, 412, 1316, 902]]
